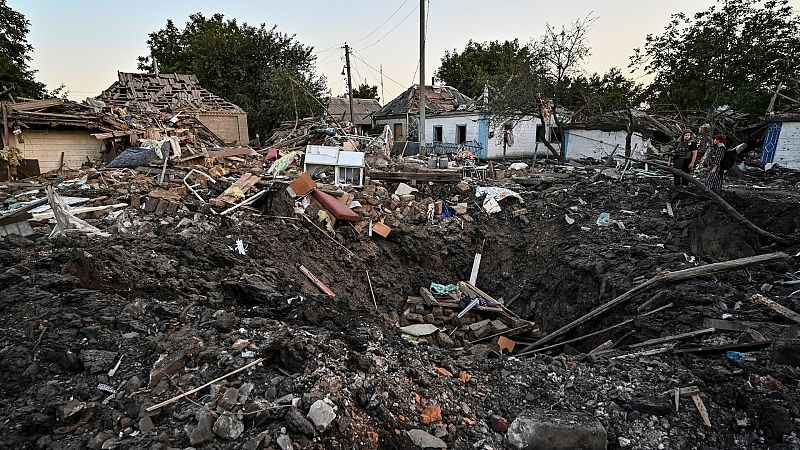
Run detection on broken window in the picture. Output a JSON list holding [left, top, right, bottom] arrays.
[[433, 126, 443, 142], [456, 125, 467, 144]]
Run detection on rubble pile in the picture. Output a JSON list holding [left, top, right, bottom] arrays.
[[0, 137, 799, 450]]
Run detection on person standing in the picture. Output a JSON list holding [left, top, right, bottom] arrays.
[[705, 134, 727, 192], [668, 130, 699, 186]]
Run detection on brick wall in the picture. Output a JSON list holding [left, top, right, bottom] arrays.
[[775, 121, 800, 169], [197, 113, 249, 145], [11, 129, 103, 173]]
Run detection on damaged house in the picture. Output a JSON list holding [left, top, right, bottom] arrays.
[[326, 97, 381, 135], [762, 113, 800, 169], [99, 72, 249, 146], [0, 99, 128, 178]]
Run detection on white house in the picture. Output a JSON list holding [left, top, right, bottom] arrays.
[[563, 126, 651, 161]]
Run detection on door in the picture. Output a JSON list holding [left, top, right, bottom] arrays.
[[393, 123, 404, 141], [457, 125, 467, 144]]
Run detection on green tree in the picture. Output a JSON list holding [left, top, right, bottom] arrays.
[[436, 39, 534, 99], [352, 83, 378, 100], [631, 0, 800, 118], [139, 13, 328, 137], [0, 0, 45, 98]]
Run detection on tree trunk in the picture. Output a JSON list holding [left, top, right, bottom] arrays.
[[536, 98, 562, 160]]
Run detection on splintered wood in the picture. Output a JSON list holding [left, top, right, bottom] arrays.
[[692, 393, 712, 428], [752, 294, 800, 324], [299, 265, 336, 298]]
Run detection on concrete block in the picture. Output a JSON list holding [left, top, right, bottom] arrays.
[[507, 410, 607, 450]]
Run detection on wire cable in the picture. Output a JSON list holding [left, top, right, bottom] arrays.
[[350, 0, 410, 46], [356, 3, 419, 52]]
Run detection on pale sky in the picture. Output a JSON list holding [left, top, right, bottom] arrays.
[[11, 0, 800, 104]]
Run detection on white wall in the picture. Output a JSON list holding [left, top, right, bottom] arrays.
[[565, 129, 649, 161], [775, 121, 800, 169], [487, 116, 543, 159], [375, 118, 406, 140], [426, 114, 480, 144], [11, 129, 103, 173]]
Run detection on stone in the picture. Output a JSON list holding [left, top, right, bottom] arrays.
[[490, 415, 510, 433], [469, 319, 491, 332], [213, 413, 245, 440], [189, 411, 215, 446], [435, 332, 455, 348], [79, 349, 118, 374], [618, 437, 632, 447], [490, 319, 509, 333], [406, 429, 447, 449], [218, 387, 239, 411], [620, 396, 672, 417], [87, 432, 114, 450], [238, 382, 255, 404], [58, 399, 86, 421], [507, 410, 607, 450], [285, 408, 315, 436], [469, 344, 493, 357], [138, 415, 155, 434], [420, 405, 442, 424], [276, 433, 294, 450], [307, 399, 336, 432], [400, 323, 439, 337], [243, 432, 268, 450], [454, 182, 471, 194], [148, 351, 187, 388]]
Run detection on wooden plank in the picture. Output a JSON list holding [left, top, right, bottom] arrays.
[[419, 287, 438, 305], [215, 172, 260, 204], [299, 265, 335, 297], [673, 340, 772, 355], [692, 394, 712, 428], [752, 294, 800, 324], [702, 319, 750, 332], [629, 328, 716, 349]]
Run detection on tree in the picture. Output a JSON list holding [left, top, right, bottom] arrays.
[[631, 0, 800, 118], [139, 13, 328, 137], [0, 0, 45, 98], [352, 83, 378, 99], [436, 39, 535, 99], [490, 15, 597, 159]]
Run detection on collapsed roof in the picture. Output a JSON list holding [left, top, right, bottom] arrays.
[[327, 97, 381, 126], [375, 85, 476, 118], [99, 72, 245, 115], [1, 98, 126, 132]]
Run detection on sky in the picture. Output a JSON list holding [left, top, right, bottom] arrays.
[[11, 0, 800, 104]]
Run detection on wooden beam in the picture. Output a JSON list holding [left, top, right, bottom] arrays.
[[673, 340, 772, 355], [629, 328, 716, 349], [519, 252, 789, 353], [752, 294, 800, 324], [299, 265, 335, 297]]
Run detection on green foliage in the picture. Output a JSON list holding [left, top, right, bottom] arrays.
[[352, 83, 378, 100], [139, 13, 328, 137], [0, 0, 45, 98], [436, 39, 534, 99], [631, 0, 800, 118]]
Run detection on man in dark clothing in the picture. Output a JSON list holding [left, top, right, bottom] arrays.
[[668, 130, 699, 186]]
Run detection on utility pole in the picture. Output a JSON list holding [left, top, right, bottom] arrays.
[[379, 64, 384, 105], [343, 43, 355, 130], [418, 0, 426, 156]]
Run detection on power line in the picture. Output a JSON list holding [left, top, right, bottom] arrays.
[[356, 3, 419, 52], [350, 0, 410, 46], [351, 51, 406, 88]]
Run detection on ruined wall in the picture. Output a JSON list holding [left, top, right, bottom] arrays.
[[774, 121, 800, 169], [197, 113, 249, 145], [486, 116, 544, 159], [425, 114, 480, 145], [11, 129, 103, 173], [565, 129, 649, 161]]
